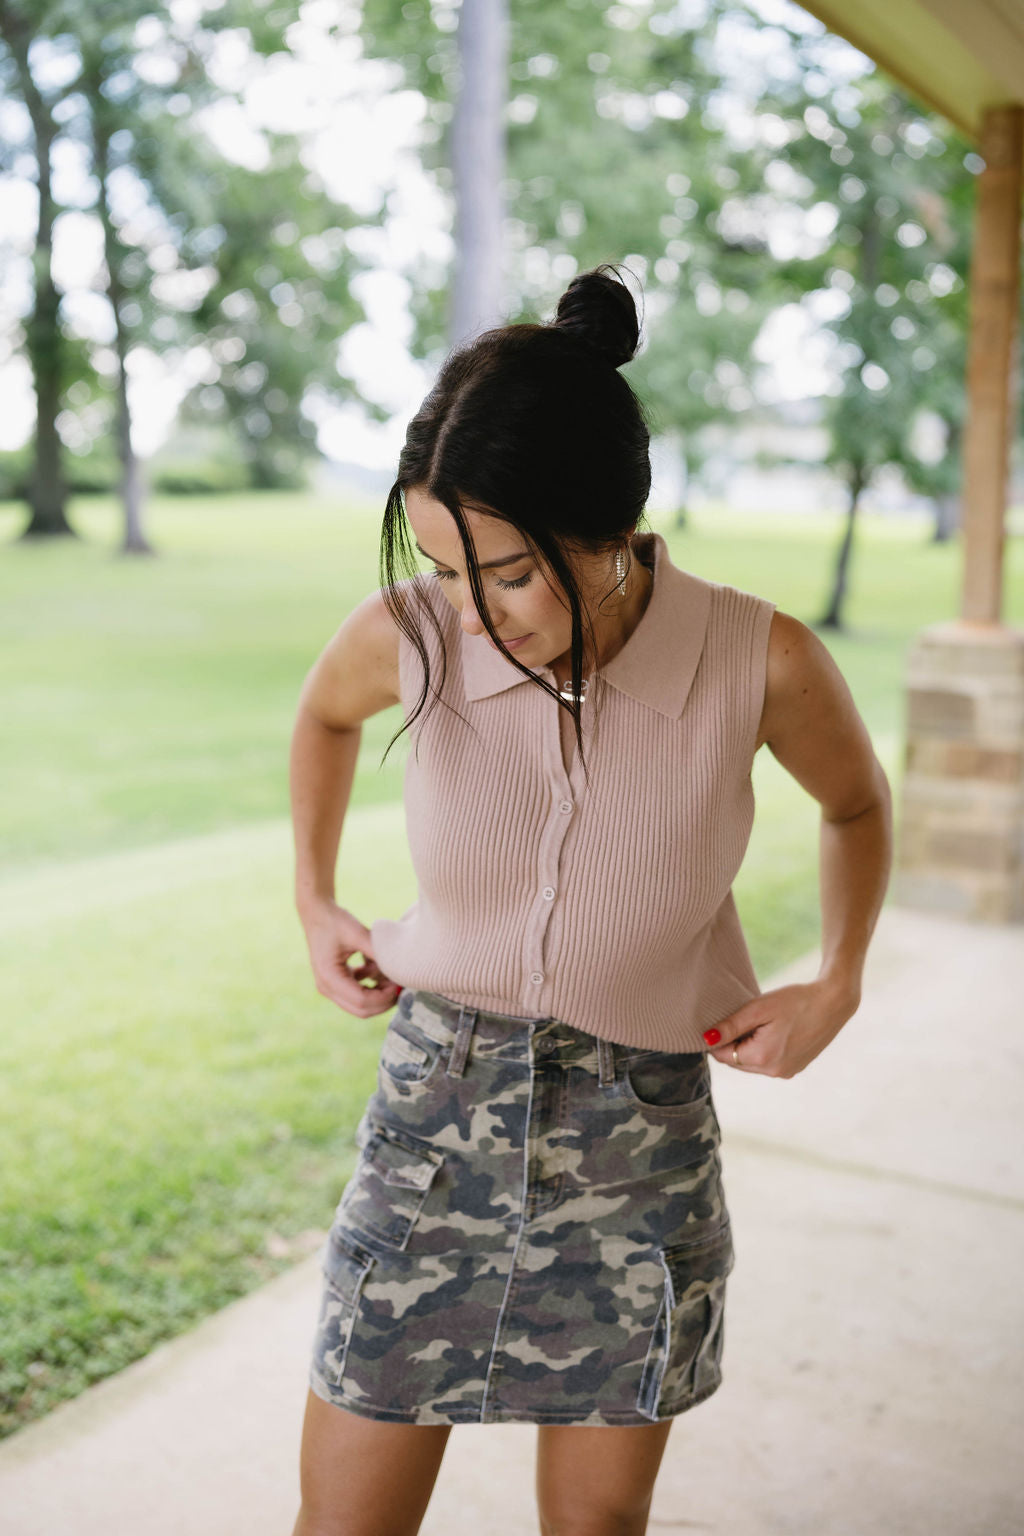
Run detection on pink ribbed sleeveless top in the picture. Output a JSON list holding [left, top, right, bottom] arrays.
[[369, 530, 776, 1053]]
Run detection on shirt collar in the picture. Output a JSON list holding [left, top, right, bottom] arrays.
[[460, 530, 711, 720]]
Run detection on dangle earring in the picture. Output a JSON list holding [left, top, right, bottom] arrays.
[[559, 546, 629, 708]]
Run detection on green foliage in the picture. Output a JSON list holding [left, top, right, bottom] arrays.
[[749, 31, 979, 504], [63, 447, 121, 495], [502, 0, 782, 487], [0, 443, 119, 497], [0, 448, 31, 499], [149, 458, 253, 496], [360, 0, 780, 465], [0, 0, 373, 524], [167, 147, 373, 484], [6, 0, 1013, 533], [149, 425, 302, 495]]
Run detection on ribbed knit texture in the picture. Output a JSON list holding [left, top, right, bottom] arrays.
[[370, 531, 776, 1053]]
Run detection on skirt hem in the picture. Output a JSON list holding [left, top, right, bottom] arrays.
[[309, 1366, 723, 1427]]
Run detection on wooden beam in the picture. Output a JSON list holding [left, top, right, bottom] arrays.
[[961, 105, 1023, 625], [798, 0, 1022, 140]]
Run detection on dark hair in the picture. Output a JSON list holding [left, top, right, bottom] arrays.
[[378, 262, 652, 785]]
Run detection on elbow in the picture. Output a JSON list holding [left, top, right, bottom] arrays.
[[824, 757, 893, 825], [869, 754, 892, 805]]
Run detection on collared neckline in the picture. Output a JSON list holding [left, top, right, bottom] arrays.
[[460, 530, 711, 720]]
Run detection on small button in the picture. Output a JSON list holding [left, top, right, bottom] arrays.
[[559, 801, 573, 814], [542, 886, 556, 900], [529, 971, 544, 985], [535, 1035, 558, 1054]]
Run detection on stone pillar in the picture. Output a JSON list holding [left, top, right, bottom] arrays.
[[895, 623, 1024, 922]]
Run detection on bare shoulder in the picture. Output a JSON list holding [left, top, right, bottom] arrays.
[[755, 609, 834, 747], [298, 587, 402, 730], [755, 610, 813, 742], [754, 609, 888, 819]]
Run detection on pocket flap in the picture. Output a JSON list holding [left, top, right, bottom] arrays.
[[366, 1126, 443, 1191], [323, 1228, 374, 1302], [661, 1220, 734, 1307], [382, 1032, 430, 1069]]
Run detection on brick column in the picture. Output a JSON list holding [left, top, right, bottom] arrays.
[[895, 623, 1024, 921]]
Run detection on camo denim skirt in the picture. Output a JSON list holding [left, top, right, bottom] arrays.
[[307, 988, 734, 1426]]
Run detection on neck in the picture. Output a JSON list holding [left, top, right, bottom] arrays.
[[553, 555, 654, 687], [600, 560, 653, 666]]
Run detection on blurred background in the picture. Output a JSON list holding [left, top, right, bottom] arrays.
[[1, 0, 1022, 1444]]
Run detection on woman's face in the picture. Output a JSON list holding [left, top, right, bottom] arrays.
[[403, 486, 610, 674]]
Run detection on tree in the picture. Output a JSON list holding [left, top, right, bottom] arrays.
[[748, 24, 977, 625], [0, 0, 71, 535], [451, 0, 509, 344], [0, 0, 374, 548], [359, 0, 778, 509]]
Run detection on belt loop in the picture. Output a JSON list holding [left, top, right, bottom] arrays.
[[597, 1037, 615, 1087], [446, 1005, 477, 1078]]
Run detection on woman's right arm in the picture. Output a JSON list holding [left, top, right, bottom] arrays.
[[289, 589, 403, 1017]]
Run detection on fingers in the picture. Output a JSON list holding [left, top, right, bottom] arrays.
[[703, 1022, 765, 1073], [299, 903, 401, 1017], [314, 950, 402, 1017], [717, 1035, 758, 1071], [318, 973, 402, 1017]]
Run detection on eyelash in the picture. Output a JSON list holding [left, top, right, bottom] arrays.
[[432, 570, 532, 592]]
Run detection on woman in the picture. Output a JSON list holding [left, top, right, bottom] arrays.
[[288, 264, 892, 1536]]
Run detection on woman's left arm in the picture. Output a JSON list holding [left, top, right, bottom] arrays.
[[705, 610, 894, 1078]]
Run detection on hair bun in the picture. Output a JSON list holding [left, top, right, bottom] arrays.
[[550, 263, 642, 368]]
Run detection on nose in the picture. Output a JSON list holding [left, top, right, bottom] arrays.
[[460, 593, 498, 636]]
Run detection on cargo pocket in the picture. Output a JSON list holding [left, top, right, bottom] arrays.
[[620, 1050, 710, 1115], [315, 1230, 374, 1388], [335, 1121, 444, 1251], [636, 1219, 735, 1419], [379, 1002, 447, 1084]]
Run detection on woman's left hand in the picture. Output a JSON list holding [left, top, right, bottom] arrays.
[[702, 978, 860, 1078]]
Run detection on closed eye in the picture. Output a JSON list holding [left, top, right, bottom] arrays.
[[432, 569, 532, 592]]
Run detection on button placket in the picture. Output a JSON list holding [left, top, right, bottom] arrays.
[[522, 693, 587, 1003]]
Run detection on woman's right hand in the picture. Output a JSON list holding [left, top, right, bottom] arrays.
[[298, 899, 402, 1018]]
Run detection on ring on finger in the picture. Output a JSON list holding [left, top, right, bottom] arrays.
[[732, 1044, 740, 1067]]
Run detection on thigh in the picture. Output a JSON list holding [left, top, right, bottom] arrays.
[[535, 1420, 676, 1536], [292, 1389, 452, 1536]]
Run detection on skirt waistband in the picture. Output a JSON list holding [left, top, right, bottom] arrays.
[[396, 988, 703, 1077]]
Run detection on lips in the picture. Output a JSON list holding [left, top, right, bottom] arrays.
[[488, 633, 532, 650]]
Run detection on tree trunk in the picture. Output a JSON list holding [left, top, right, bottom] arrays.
[[673, 438, 691, 531], [930, 417, 962, 543], [22, 232, 70, 537], [450, 0, 508, 348], [931, 490, 960, 543], [819, 464, 865, 630], [1, 3, 73, 538], [92, 100, 153, 557], [114, 363, 149, 556]]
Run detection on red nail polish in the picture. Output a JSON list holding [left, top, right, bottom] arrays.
[[703, 1029, 721, 1046]]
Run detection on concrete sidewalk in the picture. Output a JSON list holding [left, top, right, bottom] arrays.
[[2, 903, 1022, 1535]]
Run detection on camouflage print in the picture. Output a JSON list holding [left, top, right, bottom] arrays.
[[307, 988, 734, 1426]]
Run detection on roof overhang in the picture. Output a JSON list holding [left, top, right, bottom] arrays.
[[797, 0, 1024, 139]]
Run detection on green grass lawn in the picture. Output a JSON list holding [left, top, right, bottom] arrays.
[[1, 489, 1020, 1438]]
